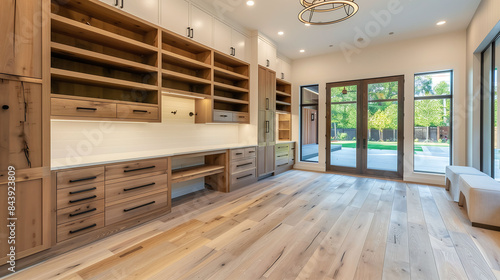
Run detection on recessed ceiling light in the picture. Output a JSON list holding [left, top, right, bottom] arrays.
[[246, 0, 254, 6], [437, 20, 446, 26], [300, 49, 305, 53], [305, 23, 311, 26], [278, 31, 284, 36]]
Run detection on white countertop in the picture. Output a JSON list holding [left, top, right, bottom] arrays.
[[51, 144, 257, 171]]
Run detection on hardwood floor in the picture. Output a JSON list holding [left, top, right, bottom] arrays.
[[5, 170, 500, 280]]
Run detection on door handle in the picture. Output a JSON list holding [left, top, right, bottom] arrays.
[[191, 28, 194, 38], [266, 121, 269, 133], [266, 98, 269, 110], [114, 0, 118, 6], [120, 0, 124, 8], [266, 59, 270, 67], [281, 73, 284, 80], [187, 27, 190, 37]]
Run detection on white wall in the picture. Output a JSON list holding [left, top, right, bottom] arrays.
[[466, 0, 500, 168], [51, 96, 241, 168], [291, 30, 467, 185]]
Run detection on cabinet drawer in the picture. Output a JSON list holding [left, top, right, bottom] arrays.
[[105, 192, 169, 226], [244, 147, 256, 158], [56, 166, 105, 189], [57, 199, 104, 225], [231, 158, 256, 174], [231, 149, 246, 160], [213, 110, 233, 122], [117, 104, 159, 121], [106, 174, 168, 206], [231, 169, 256, 185], [52, 98, 116, 118], [57, 182, 104, 210], [276, 155, 289, 167], [233, 112, 249, 123], [106, 158, 168, 182], [57, 213, 105, 243]]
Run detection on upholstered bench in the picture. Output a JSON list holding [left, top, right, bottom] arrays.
[[458, 174, 500, 230], [445, 166, 487, 202]]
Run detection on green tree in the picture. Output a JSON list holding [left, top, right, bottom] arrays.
[[415, 75, 433, 96], [369, 109, 392, 141]]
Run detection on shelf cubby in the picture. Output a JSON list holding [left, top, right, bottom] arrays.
[[276, 78, 292, 113], [278, 113, 291, 141]]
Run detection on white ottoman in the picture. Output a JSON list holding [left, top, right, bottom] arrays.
[[445, 166, 487, 202], [458, 174, 500, 230]]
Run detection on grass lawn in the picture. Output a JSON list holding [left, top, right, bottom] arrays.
[[332, 141, 449, 152]]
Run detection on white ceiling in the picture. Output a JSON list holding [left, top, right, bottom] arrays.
[[195, 0, 481, 60]]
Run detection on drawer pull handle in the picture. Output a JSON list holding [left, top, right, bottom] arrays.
[[69, 187, 97, 195], [237, 174, 253, 180], [123, 166, 156, 173], [76, 107, 97, 111], [69, 208, 97, 217], [248, 151, 255, 153], [133, 110, 148, 113], [277, 163, 288, 167], [236, 153, 243, 155], [69, 223, 97, 234], [69, 195, 97, 204], [124, 201, 155, 212], [124, 182, 156, 192], [69, 176, 97, 183], [220, 115, 228, 117], [236, 163, 253, 168], [238, 116, 245, 118]]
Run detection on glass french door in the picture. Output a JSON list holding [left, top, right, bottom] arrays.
[[327, 76, 404, 178]]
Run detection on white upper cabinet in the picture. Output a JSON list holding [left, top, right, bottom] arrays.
[[100, 0, 159, 25], [214, 19, 249, 62], [160, 0, 190, 37], [276, 57, 291, 82], [258, 37, 277, 71], [190, 5, 213, 47]]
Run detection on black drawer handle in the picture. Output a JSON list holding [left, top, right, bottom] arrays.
[[123, 166, 156, 173], [237, 174, 253, 180], [69, 176, 97, 183], [236, 162, 253, 168], [76, 107, 97, 111], [220, 115, 228, 117], [124, 182, 155, 192], [124, 201, 155, 212], [278, 163, 288, 167], [69, 195, 97, 204], [69, 208, 97, 217], [69, 187, 97, 195], [69, 223, 97, 234], [133, 110, 148, 113], [248, 150, 255, 153], [236, 153, 243, 155]]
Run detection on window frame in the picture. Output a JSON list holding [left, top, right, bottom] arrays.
[[299, 84, 320, 163], [413, 69, 454, 174]]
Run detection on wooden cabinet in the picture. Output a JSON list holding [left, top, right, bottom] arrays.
[[275, 78, 292, 141], [275, 142, 296, 175], [0, 179, 51, 263], [229, 147, 257, 191], [258, 66, 276, 177], [99, 0, 159, 25], [276, 57, 292, 82], [190, 5, 213, 47], [258, 37, 277, 71], [214, 20, 249, 62], [0, 0, 42, 78]]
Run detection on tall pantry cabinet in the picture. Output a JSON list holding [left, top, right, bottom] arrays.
[[0, 0, 51, 264], [257, 66, 276, 177]]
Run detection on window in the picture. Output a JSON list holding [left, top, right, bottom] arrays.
[[414, 70, 453, 174], [300, 85, 319, 162], [481, 32, 500, 179]]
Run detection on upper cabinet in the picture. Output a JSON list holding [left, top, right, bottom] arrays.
[[160, 0, 213, 47], [276, 57, 292, 82], [99, 0, 159, 25], [258, 37, 277, 71], [214, 19, 249, 63]]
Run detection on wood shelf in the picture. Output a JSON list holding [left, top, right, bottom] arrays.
[[276, 100, 291, 106], [162, 69, 211, 85], [172, 165, 225, 184], [162, 50, 211, 70], [214, 66, 249, 81], [51, 42, 157, 73], [51, 68, 158, 91], [51, 14, 157, 55], [162, 88, 210, 99], [276, 90, 291, 97], [50, 94, 158, 107], [213, 96, 249, 105], [214, 82, 249, 93]]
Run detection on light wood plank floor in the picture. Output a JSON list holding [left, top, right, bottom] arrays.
[[5, 171, 500, 280]]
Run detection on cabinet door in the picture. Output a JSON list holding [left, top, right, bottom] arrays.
[[258, 66, 268, 110], [266, 110, 275, 145], [267, 69, 276, 109], [121, 0, 159, 25], [276, 58, 283, 80], [98, 0, 117, 6], [0, 81, 43, 175], [160, 0, 189, 37], [257, 146, 266, 177], [265, 145, 275, 174], [232, 29, 248, 62], [282, 60, 292, 82], [0, 179, 50, 263], [190, 5, 213, 47], [0, 0, 42, 78], [213, 19, 232, 55], [257, 38, 269, 68], [266, 43, 277, 71]]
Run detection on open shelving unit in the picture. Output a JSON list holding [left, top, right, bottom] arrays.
[[276, 78, 292, 141], [50, 0, 161, 122]]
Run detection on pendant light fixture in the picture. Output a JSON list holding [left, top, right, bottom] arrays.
[[298, 0, 359, 26], [342, 86, 348, 95]]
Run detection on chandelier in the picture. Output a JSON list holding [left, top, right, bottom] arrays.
[[298, 0, 359, 25]]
